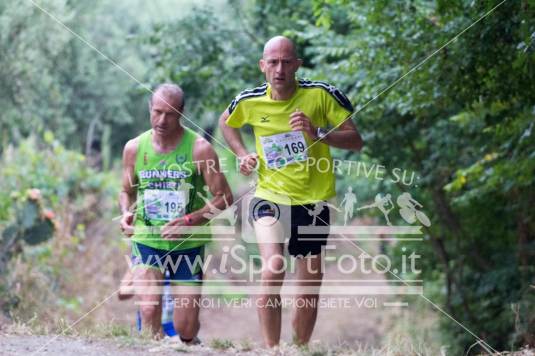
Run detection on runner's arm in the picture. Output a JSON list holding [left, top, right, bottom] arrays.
[[188, 137, 233, 225], [161, 138, 233, 239], [219, 108, 258, 175], [319, 119, 363, 151], [119, 139, 139, 236], [289, 111, 363, 151], [219, 109, 248, 156]]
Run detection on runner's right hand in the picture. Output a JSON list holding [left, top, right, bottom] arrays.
[[120, 212, 135, 237], [239, 153, 259, 176]]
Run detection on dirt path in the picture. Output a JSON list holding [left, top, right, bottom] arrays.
[[0, 333, 251, 355], [0, 334, 150, 356]]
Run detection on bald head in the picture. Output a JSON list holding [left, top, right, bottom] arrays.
[[259, 36, 302, 99], [263, 36, 298, 59], [150, 83, 184, 111]]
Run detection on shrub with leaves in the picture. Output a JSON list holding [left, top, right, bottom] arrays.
[[0, 132, 118, 318]]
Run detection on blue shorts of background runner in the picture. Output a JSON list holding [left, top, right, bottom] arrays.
[[131, 242, 204, 284]]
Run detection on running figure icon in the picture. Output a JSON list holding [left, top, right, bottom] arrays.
[[339, 186, 357, 226]]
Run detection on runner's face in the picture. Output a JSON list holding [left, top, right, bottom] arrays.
[[150, 93, 182, 135], [260, 45, 301, 92]]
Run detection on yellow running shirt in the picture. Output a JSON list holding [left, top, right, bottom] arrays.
[[226, 79, 353, 205]]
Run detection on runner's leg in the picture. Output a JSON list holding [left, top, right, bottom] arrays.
[[132, 266, 164, 337], [172, 285, 202, 341], [169, 247, 204, 343], [288, 203, 329, 345], [254, 216, 286, 347], [292, 254, 323, 345], [118, 267, 134, 301]]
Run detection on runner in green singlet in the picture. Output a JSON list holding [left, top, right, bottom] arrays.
[[119, 83, 232, 341]]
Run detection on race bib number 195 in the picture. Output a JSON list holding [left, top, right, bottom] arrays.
[[144, 189, 186, 221], [260, 131, 308, 169]]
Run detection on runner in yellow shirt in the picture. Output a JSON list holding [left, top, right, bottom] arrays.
[[219, 36, 363, 347]]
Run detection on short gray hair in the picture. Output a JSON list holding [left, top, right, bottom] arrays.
[[149, 83, 185, 110]]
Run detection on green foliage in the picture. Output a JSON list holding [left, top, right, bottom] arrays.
[[0, 132, 118, 316], [0, 0, 149, 156], [0, 132, 116, 214], [300, 0, 535, 351], [5, 200, 54, 246], [0, 196, 55, 287]]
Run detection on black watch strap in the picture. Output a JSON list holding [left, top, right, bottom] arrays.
[[316, 127, 328, 141]]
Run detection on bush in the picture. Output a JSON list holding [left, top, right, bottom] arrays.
[[0, 132, 119, 322]]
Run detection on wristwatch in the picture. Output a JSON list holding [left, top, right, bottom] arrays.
[[316, 127, 328, 141]]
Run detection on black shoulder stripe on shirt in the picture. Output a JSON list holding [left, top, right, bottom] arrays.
[[298, 79, 354, 113], [228, 83, 268, 114]]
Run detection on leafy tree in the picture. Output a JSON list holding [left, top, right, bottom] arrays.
[[302, 0, 535, 351], [0, 0, 149, 159]]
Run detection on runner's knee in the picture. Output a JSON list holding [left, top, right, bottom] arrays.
[[264, 258, 285, 274], [140, 304, 159, 321]]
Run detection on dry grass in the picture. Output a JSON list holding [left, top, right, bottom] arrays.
[[3, 318, 534, 355]]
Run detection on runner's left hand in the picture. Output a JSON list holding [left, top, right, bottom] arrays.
[[289, 111, 317, 140], [120, 212, 135, 237], [161, 217, 187, 240]]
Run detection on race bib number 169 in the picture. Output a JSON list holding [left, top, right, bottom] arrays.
[[260, 131, 308, 169]]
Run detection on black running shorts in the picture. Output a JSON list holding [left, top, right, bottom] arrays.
[[248, 198, 330, 257]]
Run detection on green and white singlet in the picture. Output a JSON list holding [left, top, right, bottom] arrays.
[[132, 128, 210, 251]]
